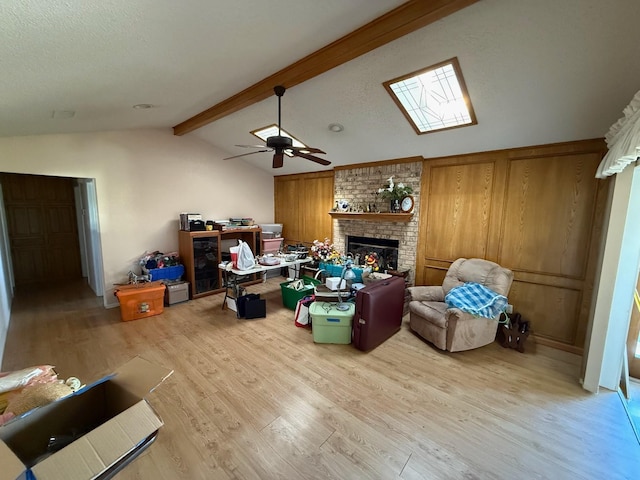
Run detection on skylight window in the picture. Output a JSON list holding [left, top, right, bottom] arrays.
[[251, 124, 306, 157], [383, 57, 476, 134]]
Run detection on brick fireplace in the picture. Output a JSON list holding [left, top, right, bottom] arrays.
[[332, 159, 422, 285]]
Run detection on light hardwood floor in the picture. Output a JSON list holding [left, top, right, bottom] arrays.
[[3, 278, 640, 479]]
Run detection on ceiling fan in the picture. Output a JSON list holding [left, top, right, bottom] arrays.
[[223, 85, 331, 169]]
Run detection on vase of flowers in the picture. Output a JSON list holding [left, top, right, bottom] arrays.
[[377, 176, 413, 212], [311, 238, 342, 264]]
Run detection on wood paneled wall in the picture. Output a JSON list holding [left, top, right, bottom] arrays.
[[415, 139, 609, 353], [274, 171, 334, 245]]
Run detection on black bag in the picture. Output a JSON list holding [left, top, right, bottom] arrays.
[[496, 312, 530, 352], [236, 293, 266, 319]]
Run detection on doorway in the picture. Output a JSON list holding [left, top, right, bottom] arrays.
[[0, 173, 103, 296], [0, 173, 82, 286]]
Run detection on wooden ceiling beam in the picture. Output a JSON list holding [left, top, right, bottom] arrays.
[[173, 0, 479, 136]]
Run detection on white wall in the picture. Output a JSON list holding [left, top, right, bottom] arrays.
[[0, 128, 275, 309], [584, 163, 640, 392]]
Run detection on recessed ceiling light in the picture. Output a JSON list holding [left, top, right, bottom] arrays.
[[132, 104, 154, 109], [328, 123, 344, 132]]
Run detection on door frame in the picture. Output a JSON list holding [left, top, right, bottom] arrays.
[[584, 163, 640, 392], [628, 283, 640, 379], [77, 179, 104, 296]]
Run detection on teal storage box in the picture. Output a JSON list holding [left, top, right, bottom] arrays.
[[310, 302, 355, 344], [319, 262, 364, 282], [280, 276, 321, 310]]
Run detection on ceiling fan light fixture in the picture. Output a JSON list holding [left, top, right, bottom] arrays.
[[328, 123, 344, 133]]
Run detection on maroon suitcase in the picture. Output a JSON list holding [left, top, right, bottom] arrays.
[[352, 275, 405, 351]]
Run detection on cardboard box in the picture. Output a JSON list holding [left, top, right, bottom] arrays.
[[115, 281, 166, 321], [0, 356, 173, 480]]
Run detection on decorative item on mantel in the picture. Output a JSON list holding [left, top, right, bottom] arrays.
[[376, 176, 413, 213]]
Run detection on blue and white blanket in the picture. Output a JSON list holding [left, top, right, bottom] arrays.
[[445, 282, 508, 319]]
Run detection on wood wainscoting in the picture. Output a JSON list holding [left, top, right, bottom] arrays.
[[415, 138, 610, 354]]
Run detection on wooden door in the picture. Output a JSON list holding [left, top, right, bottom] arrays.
[[1, 173, 82, 285]]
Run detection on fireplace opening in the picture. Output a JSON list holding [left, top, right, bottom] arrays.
[[346, 235, 399, 271]]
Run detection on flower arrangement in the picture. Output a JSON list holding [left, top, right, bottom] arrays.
[[311, 238, 342, 263], [376, 176, 413, 201]]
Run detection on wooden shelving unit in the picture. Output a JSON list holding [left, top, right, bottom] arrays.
[[179, 227, 262, 299], [328, 212, 413, 222]]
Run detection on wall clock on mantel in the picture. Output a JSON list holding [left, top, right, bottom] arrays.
[[400, 195, 414, 213]]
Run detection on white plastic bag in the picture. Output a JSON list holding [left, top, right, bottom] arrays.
[[237, 240, 255, 270], [294, 296, 314, 327]]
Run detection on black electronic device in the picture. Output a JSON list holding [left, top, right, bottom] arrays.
[[189, 220, 206, 231]]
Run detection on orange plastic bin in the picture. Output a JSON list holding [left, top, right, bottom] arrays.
[[115, 281, 166, 321]]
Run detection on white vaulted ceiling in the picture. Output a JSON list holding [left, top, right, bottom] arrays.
[[2, 0, 639, 175]]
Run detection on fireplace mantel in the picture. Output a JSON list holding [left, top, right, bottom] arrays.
[[329, 212, 413, 222]]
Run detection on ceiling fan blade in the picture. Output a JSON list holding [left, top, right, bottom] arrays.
[[223, 149, 271, 160], [290, 146, 326, 155], [294, 151, 331, 166], [273, 152, 284, 168], [235, 144, 269, 149]]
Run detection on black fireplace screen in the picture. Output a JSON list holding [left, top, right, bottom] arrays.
[[346, 235, 399, 271]]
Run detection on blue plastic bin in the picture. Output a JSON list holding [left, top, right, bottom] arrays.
[[143, 264, 185, 282]]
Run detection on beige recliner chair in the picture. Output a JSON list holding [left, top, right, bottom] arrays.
[[408, 258, 514, 352]]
